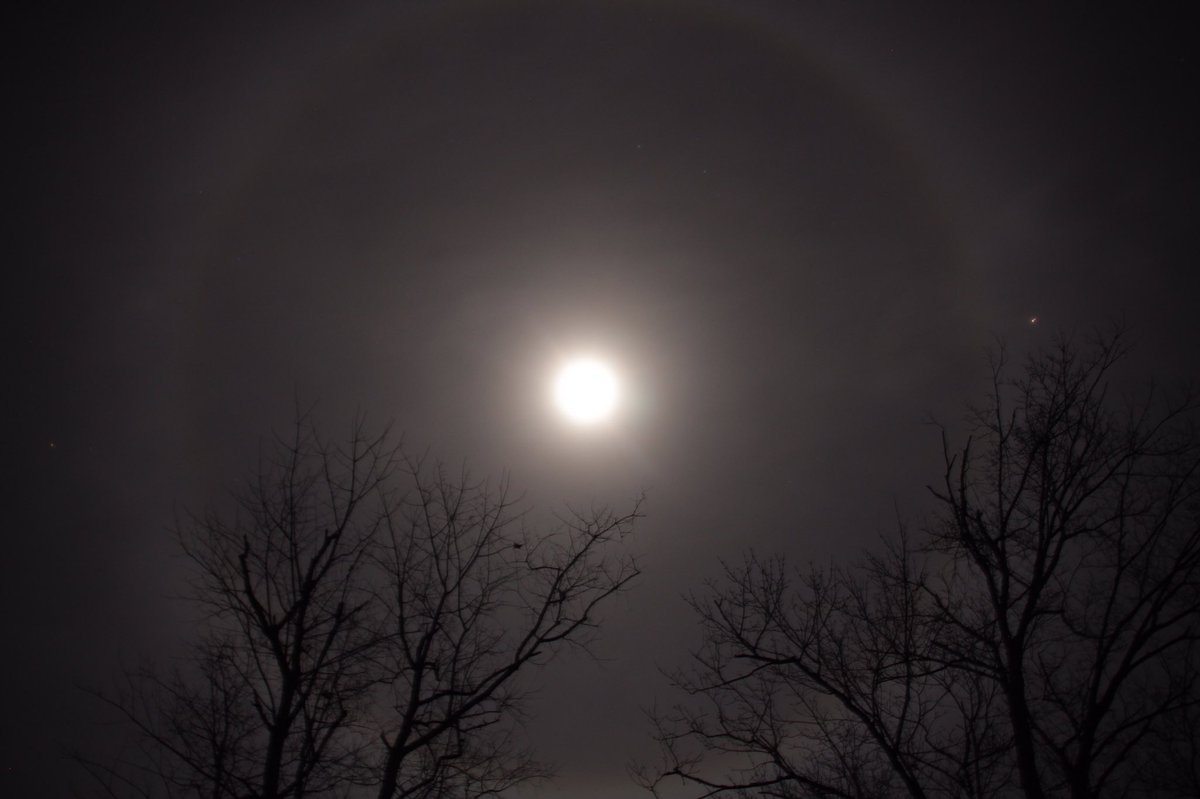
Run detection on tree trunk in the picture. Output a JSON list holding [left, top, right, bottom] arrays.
[[377, 741, 404, 799], [1005, 662, 1045, 799], [262, 675, 297, 799]]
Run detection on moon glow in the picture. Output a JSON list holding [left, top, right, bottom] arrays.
[[553, 358, 619, 424]]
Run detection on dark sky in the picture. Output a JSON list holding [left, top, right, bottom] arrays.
[[9, 2, 1199, 797]]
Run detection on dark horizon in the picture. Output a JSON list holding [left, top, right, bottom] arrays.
[[9, 3, 1199, 797]]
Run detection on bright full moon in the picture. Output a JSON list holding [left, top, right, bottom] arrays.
[[553, 358, 619, 424]]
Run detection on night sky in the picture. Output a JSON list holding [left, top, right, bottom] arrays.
[[9, 2, 1199, 797]]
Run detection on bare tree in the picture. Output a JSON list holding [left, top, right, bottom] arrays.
[[81, 414, 641, 799], [369, 459, 641, 799], [640, 536, 1008, 799], [76, 645, 260, 799], [643, 333, 1200, 799], [80, 414, 388, 799], [927, 334, 1200, 799]]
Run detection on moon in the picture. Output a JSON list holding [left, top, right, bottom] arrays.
[[553, 358, 620, 424]]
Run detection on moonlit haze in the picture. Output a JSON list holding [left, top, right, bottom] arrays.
[[11, 3, 1200, 798]]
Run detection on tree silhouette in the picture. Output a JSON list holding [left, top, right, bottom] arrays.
[[642, 333, 1200, 799], [81, 413, 641, 799], [370, 457, 641, 799]]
